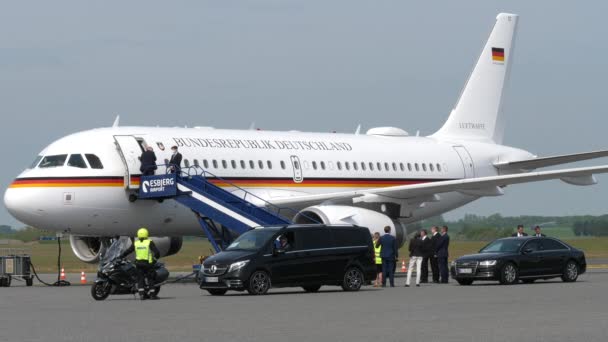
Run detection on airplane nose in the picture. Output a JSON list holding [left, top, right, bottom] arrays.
[[3, 185, 40, 225]]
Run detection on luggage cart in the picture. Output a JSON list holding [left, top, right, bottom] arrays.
[[1, 248, 34, 287]]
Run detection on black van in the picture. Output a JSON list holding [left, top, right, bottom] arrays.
[[199, 224, 377, 295]]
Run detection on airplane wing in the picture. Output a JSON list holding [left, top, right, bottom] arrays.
[[494, 150, 608, 171], [270, 165, 608, 210]]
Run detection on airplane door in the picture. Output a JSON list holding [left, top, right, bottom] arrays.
[[453, 146, 475, 178], [290, 155, 304, 183], [114, 135, 145, 189]]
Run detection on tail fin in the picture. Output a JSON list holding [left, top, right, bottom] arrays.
[[432, 13, 519, 144]]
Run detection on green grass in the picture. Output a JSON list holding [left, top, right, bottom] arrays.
[[4, 237, 607, 273]]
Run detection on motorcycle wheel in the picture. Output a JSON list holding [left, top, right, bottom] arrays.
[[150, 286, 160, 297], [91, 282, 111, 301]]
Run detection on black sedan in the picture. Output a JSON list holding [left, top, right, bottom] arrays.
[[451, 237, 586, 285]]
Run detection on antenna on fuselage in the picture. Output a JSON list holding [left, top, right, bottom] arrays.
[[248, 122, 256, 130], [112, 115, 120, 128], [355, 124, 361, 135]]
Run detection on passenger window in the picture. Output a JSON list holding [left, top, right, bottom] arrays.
[[213, 160, 218, 168], [415, 163, 419, 171], [67, 154, 87, 168], [29, 156, 42, 169], [392, 162, 397, 171], [39, 154, 68, 168], [369, 162, 374, 171], [184, 159, 190, 168], [429, 163, 434, 172], [400, 163, 405, 172], [258, 160, 264, 169], [280, 161, 286, 169], [345, 162, 350, 171], [203, 160, 209, 169], [193, 159, 199, 167], [353, 162, 358, 171], [293, 161, 299, 169], [240, 160, 246, 169], [231, 160, 237, 169], [249, 160, 255, 169], [295, 229, 333, 250], [524, 240, 542, 252], [437, 163, 442, 172], [337, 162, 342, 170], [422, 163, 427, 172], [384, 162, 389, 171], [222, 160, 227, 169], [541, 239, 568, 250], [407, 163, 412, 172], [312, 161, 317, 170], [361, 162, 366, 171], [320, 161, 326, 170], [85, 154, 104, 169], [267, 161, 272, 169], [377, 162, 381, 170]]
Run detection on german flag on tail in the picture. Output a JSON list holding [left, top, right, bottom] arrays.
[[492, 47, 505, 62]]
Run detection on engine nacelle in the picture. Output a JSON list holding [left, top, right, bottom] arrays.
[[294, 205, 407, 247], [70, 235, 183, 264]]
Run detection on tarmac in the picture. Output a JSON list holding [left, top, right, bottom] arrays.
[[1, 270, 607, 342]]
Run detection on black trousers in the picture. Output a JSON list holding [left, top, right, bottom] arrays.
[[430, 256, 440, 282], [421, 257, 430, 282], [438, 257, 449, 283], [135, 261, 154, 291], [382, 258, 396, 287]]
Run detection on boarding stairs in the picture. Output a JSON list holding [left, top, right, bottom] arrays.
[[138, 166, 298, 252]]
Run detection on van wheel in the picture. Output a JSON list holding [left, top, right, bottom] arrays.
[[499, 263, 518, 285], [247, 271, 271, 295], [207, 289, 228, 296], [342, 268, 363, 291], [302, 285, 321, 293], [561, 260, 579, 282]]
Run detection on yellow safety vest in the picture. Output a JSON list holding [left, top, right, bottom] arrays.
[[134, 239, 153, 263], [374, 244, 382, 265]]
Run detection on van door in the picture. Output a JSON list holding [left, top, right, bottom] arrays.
[[114, 135, 145, 189], [292, 228, 335, 283], [290, 155, 304, 183], [453, 146, 475, 178]]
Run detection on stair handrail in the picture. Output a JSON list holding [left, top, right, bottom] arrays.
[[176, 165, 321, 224]]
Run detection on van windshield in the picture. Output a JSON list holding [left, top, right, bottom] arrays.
[[225, 229, 277, 252]]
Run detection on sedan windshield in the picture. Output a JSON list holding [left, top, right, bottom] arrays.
[[225, 229, 277, 251], [480, 239, 525, 253]]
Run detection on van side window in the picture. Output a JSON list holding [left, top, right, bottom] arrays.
[[85, 154, 104, 169], [294, 229, 333, 250], [332, 229, 366, 247]]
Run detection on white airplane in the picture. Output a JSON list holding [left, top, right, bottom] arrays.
[[4, 13, 608, 263]]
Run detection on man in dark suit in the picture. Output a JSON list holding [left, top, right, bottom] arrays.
[[379, 226, 398, 287], [419, 229, 433, 284], [437, 225, 450, 283], [139, 146, 157, 176], [430, 226, 441, 283], [533, 226, 546, 237], [511, 224, 528, 237], [169, 145, 183, 173]]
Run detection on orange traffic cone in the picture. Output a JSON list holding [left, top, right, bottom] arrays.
[[80, 271, 87, 284], [60, 268, 66, 281], [401, 260, 407, 273]]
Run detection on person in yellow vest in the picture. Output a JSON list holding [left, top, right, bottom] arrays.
[[372, 232, 383, 287], [120, 227, 161, 300]]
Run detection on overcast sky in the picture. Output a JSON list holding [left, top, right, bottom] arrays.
[[1, 1, 607, 227]]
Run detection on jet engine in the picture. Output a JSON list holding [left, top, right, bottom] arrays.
[[70, 235, 183, 263], [294, 205, 407, 247]]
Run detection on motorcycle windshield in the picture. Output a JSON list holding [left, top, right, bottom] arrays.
[[100, 237, 130, 264]]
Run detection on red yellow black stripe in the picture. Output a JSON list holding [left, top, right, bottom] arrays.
[[9, 176, 124, 188]]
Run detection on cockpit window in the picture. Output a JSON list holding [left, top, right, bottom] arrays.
[[67, 154, 87, 168], [39, 155, 68, 168], [85, 154, 104, 169], [29, 156, 42, 169]]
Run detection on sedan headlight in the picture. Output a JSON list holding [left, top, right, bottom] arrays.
[[228, 260, 250, 273], [479, 260, 497, 266]]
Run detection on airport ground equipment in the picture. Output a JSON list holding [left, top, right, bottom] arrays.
[[0, 248, 34, 287], [137, 166, 300, 252]]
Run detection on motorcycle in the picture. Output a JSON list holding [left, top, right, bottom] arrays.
[[91, 237, 170, 301]]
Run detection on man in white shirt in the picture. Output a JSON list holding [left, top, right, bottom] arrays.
[[533, 226, 546, 237], [511, 225, 528, 237]]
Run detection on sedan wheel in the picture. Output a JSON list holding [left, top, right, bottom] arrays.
[[499, 263, 518, 285], [457, 279, 474, 286], [561, 261, 579, 282], [247, 271, 271, 295]]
